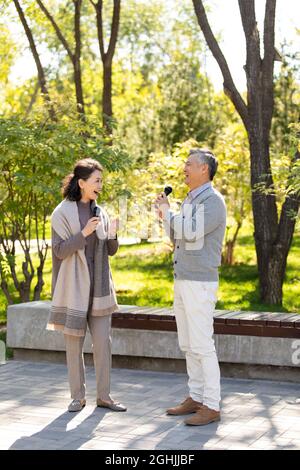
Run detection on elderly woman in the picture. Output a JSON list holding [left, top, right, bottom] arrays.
[[47, 158, 126, 413]]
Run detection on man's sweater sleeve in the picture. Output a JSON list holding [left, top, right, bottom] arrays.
[[162, 219, 175, 245], [52, 227, 86, 260], [162, 195, 225, 242]]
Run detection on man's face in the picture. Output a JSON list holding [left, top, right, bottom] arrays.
[[184, 155, 209, 189]]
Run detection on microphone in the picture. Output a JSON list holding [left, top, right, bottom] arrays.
[[93, 205, 100, 217], [155, 186, 172, 211], [164, 186, 172, 196]]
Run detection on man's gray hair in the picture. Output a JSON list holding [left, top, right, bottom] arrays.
[[189, 148, 218, 181]]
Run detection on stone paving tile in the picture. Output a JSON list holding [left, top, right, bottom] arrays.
[[0, 360, 300, 450], [248, 438, 295, 450]]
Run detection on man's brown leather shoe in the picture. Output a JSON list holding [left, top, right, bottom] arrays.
[[166, 397, 203, 416], [184, 405, 220, 425]]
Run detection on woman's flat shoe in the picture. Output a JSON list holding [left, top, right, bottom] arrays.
[[68, 399, 86, 412], [96, 399, 127, 412]]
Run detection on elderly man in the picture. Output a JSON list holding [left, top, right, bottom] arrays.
[[155, 148, 226, 426]]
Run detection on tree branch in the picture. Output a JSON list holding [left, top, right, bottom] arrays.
[[262, 0, 277, 135], [238, 0, 258, 40], [91, 0, 121, 64], [263, 0, 276, 64], [91, 0, 105, 61], [13, 0, 56, 120], [106, 0, 121, 63], [36, 0, 74, 62], [74, 0, 82, 64], [192, 0, 249, 128], [238, 0, 262, 79]]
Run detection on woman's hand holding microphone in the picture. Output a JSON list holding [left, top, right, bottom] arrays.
[[81, 217, 100, 238]]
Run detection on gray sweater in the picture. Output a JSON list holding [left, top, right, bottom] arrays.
[[163, 185, 226, 282]]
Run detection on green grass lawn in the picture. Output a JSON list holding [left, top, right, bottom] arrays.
[[0, 228, 299, 324]]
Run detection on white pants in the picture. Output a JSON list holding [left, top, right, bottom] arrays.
[[174, 279, 220, 411]]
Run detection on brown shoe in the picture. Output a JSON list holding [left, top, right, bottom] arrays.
[[184, 405, 220, 426], [166, 397, 202, 416]]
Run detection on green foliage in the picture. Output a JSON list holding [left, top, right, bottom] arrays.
[[254, 120, 300, 224], [157, 56, 219, 149], [213, 123, 252, 264], [0, 108, 130, 304], [4, 0, 224, 164], [288, 123, 300, 196], [0, 23, 16, 86], [118, 0, 166, 73], [114, 0, 224, 160], [272, 43, 300, 156]]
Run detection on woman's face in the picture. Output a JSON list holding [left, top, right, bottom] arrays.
[[79, 169, 102, 201]]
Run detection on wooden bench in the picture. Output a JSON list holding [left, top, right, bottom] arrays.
[[112, 306, 300, 338]]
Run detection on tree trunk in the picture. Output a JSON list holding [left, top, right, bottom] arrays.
[[73, 0, 84, 115], [92, 0, 121, 134], [248, 133, 282, 304], [73, 58, 85, 115], [258, 244, 288, 304], [222, 241, 234, 265], [33, 263, 45, 301], [248, 131, 299, 304], [0, 280, 13, 305], [244, 3, 284, 305], [103, 63, 113, 130], [222, 221, 242, 266]]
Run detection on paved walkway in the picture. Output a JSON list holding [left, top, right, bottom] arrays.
[[0, 361, 299, 450]]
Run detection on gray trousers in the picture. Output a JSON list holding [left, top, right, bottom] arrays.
[[64, 303, 112, 401]]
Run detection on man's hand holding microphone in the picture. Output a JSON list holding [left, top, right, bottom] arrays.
[[155, 186, 172, 219]]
